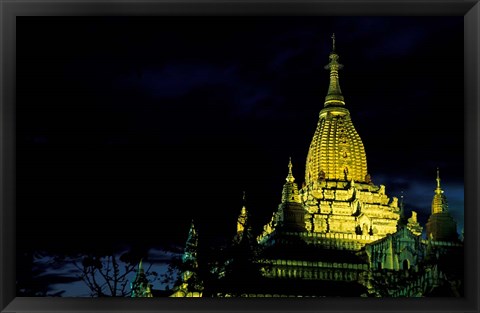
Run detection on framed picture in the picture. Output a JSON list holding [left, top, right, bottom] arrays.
[[2, 1, 479, 312]]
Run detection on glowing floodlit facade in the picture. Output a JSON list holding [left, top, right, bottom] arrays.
[[133, 36, 463, 298]]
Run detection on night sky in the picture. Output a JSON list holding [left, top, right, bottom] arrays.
[[17, 16, 464, 263]]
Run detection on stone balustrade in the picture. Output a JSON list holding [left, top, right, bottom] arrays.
[[261, 259, 368, 281]]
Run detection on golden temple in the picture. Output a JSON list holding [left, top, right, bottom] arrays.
[[131, 35, 463, 298]]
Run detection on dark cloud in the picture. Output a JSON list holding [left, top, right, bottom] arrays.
[[147, 248, 182, 264], [116, 63, 239, 99]]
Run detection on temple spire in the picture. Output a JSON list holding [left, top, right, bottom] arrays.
[[436, 167, 441, 191], [237, 192, 248, 235], [278, 158, 305, 231], [399, 190, 406, 221], [427, 168, 457, 240], [324, 33, 345, 106], [240, 191, 247, 216], [331, 33, 336, 52], [431, 168, 448, 214], [281, 159, 301, 204], [434, 167, 444, 197], [286, 157, 295, 183]]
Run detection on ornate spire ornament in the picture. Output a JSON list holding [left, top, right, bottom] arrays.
[[236, 192, 249, 236], [435, 167, 442, 192], [277, 158, 305, 231], [431, 168, 448, 214], [426, 168, 458, 241], [399, 190, 406, 224], [286, 157, 295, 183], [332, 33, 336, 51], [324, 33, 345, 106], [282, 158, 301, 203]]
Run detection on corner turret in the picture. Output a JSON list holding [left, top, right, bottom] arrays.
[[426, 169, 458, 241], [324, 33, 345, 107], [277, 158, 305, 232], [234, 192, 251, 243]]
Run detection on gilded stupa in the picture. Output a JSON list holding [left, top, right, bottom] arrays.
[[305, 33, 367, 185], [301, 34, 400, 238]]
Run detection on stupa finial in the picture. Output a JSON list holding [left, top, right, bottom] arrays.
[[436, 167, 441, 189], [324, 33, 345, 106], [286, 157, 295, 183], [331, 33, 336, 52], [237, 192, 248, 235]]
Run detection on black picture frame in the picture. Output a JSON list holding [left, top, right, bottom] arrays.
[[1, 1, 479, 312]]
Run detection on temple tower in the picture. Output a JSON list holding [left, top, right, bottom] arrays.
[[234, 192, 251, 243], [276, 158, 306, 232], [426, 169, 458, 241], [300, 35, 400, 237]]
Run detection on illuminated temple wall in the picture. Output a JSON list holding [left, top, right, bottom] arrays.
[[301, 181, 400, 238]]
